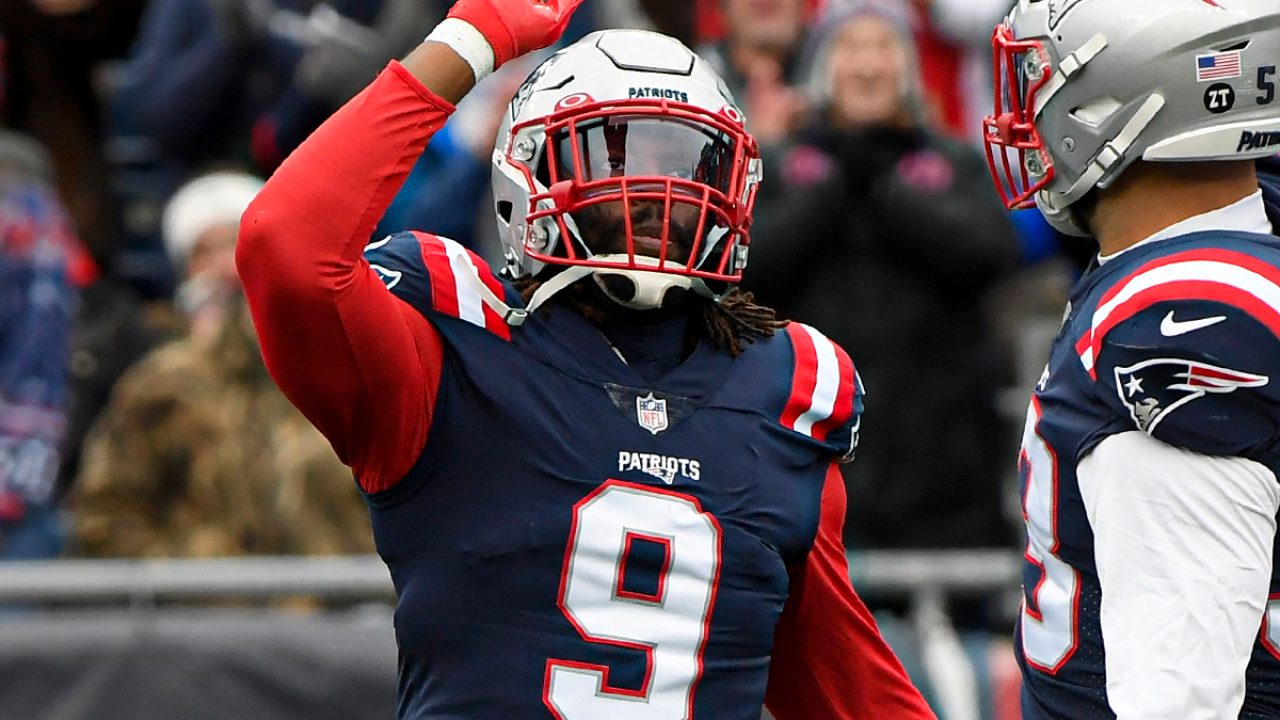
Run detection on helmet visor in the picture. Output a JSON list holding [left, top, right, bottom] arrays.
[[545, 116, 737, 197], [522, 102, 758, 285]]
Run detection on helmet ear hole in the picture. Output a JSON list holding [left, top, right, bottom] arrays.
[[1070, 97, 1122, 128], [497, 201, 514, 223]]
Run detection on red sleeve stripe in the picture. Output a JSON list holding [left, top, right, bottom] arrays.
[[781, 324, 819, 432], [812, 338, 856, 442], [1077, 251, 1280, 377], [782, 323, 855, 441], [415, 232, 511, 341], [417, 232, 460, 319], [1097, 248, 1280, 307]]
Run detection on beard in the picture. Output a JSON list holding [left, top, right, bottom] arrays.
[[572, 199, 702, 264]]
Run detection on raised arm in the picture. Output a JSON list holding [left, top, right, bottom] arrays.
[[236, 0, 584, 493], [765, 465, 936, 719]]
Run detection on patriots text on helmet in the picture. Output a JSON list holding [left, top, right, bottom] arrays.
[[1237, 129, 1280, 153], [628, 87, 691, 103]]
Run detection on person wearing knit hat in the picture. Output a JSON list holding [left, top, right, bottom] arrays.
[[74, 164, 373, 561], [161, 170, 264, 342], [804, 0, 925, 131], [746, 0, 1021, 586], [163, 170, 265, 278]]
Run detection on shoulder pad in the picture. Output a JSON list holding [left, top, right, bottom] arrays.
[[364, 231, 516, 340], [1077, 247, 1280, 377], [1089, 291, 1280, 456], [779, 323, 864, 462]]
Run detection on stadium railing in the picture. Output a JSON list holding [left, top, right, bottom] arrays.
[[0, 549, 1020, 604], [0, 550, 1021, 720]]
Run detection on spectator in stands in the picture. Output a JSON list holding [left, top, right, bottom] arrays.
[[746, 0, 1020, 554], [161, 173, 261, 346], [111, 0, 420, 175], [0, 131, 78, 560], [692, 0, 824, 47], [72, 171, 373, 558], [0, 0, 147, 272], [57, 262, 176, 505], [697, 0, 814, 229], [699, 0, 811, 111], [251, 0, 442, 171], [107, 0, 438, 292], [908, 0, 1013, 144]]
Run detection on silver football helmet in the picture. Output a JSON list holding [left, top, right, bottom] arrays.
[[984, 0, 1280, 236], [490, 30, 763, 315]]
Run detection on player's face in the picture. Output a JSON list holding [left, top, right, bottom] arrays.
[[547, 116, 735, 264], [573, 200, 701, 263], [826, 15, 912, 128]]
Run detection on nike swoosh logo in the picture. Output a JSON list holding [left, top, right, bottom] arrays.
[[1160, 311, 1227, 337]]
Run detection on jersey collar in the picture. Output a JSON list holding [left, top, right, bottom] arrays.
[[1098, 189, 1273, 265]]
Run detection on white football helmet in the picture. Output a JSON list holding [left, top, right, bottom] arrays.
[[984, 0, 1280, 236], [490, 29, 763, 314]]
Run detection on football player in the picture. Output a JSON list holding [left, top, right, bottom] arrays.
[[984, 1, 1280, 718], [235, 0, 934, 718]]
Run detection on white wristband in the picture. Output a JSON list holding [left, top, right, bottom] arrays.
[[425, 18, 497, 84]]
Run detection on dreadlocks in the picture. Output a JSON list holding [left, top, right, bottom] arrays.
[[697, 289, 786, 356], [514, 277, 786, 357]]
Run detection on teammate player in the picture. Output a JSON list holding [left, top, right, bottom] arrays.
[[236, 0, 934, 717], [984, 1, 1280, 718]]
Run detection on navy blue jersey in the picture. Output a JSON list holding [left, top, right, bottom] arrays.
[[1018, 229, 1280, 719], [361, 232, 864, 720]]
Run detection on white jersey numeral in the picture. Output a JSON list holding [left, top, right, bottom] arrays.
[[544, 481, 722, 720], [1020, 396, 1081, 673]]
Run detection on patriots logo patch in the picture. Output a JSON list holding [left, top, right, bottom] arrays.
[[1114, 358, 1269, 433], [370, 263, 402, 290]]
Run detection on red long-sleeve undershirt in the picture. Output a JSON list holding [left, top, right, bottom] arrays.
[[766, 465, 936, 718], [237, 62, 448, 494], [236, 61, 932, 719]]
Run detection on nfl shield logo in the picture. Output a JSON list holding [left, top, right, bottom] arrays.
[[636, 393, 669, 435]]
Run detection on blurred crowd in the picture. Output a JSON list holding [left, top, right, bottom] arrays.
[[0, 0, 1085, 638], [0, 0, 1092, 713], [0, 0, 1090, 566]]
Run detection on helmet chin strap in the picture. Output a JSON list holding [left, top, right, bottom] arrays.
[[589, 254, 698, 311]]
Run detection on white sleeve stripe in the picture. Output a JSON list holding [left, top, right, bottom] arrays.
[[1092, 260, 1280, 335], [793, 324, 840, 437], [1078, 259, 1280, 372], [1079, 346, 1096, 373], [441, 236, 488, 328]]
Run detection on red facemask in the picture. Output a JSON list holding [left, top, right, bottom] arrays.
[[507, 97, 760, 286], [984, 23, 1056, 210]]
